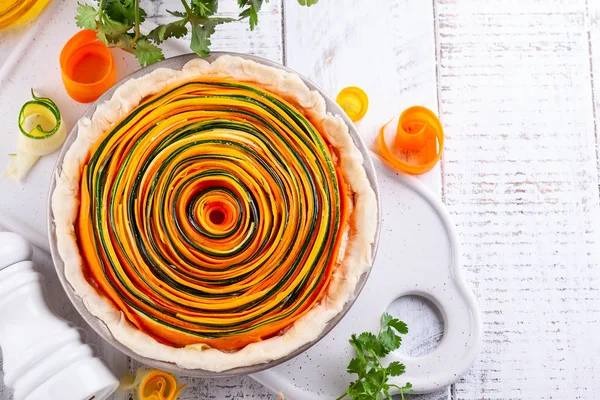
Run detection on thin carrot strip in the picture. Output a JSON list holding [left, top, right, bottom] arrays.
[[377, 106, 444, 175]]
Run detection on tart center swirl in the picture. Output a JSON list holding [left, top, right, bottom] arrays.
[[77, 80, 348, 350]]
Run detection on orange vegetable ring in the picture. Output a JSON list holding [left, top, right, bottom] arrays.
[[59, 30, 116, 103], [119, 369, 185, 400], [77, 80, 348, 351], [138, 370, 185, 400], [336, 86, 368, 122], [376, 106, 444, 175]]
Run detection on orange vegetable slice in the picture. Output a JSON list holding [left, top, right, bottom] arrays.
[[376, 106, 444, 175], [59, 30, 116, 103], [138, 370, 185, 400], [336, 86, 368, 122], [119, 369, 185, 400]]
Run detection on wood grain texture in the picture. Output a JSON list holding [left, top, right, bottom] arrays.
[[436, 0, 600, 398], [284, 0, 442, 194], [590, 0, 600, 177], [283, 1, 448, 399], [142, 0, 283, 63], [3, 0, 600, 398]]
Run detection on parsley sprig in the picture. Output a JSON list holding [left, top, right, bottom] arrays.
[[75, 0, 318, 67], [338, 313, 413, 400]]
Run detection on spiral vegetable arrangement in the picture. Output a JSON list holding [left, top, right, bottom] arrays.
[[77, 80, 348, 351]]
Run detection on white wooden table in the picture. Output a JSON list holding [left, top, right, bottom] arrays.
[[2, 0, 600, 398]]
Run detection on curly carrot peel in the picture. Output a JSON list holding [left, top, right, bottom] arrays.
[[376, 106, 444, 175], [119, 369, 185, 400]]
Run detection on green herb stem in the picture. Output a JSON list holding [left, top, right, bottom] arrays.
[[180, 0, 193, 16], [76, 0, 319, 66], [133, 0, 141, 43], [389, 384, 408, 400]]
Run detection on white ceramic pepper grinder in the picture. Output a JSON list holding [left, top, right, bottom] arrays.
[[0, 232, 118, 400]]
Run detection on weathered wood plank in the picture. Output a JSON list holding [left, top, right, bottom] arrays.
[[126, 1, 284, 399], [284, 1, 447, 399], [284, 0, 442, 194], [143, 0, 283, 63], [590, 0, 600, 177], [436, 0, 600, 398]]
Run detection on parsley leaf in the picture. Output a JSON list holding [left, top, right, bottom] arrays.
[[96, 30, 109, 45], [98, 15, 131, 40], [386, 361, 406, 377], [349, 334, 367, 362], [148, 23, 188, 44], [297, 0, 319, 5], [189, 20, 216, 57], [75, 0, 316, 66], [104, 0, 136, 24], [347, 380, 365, 397], [238, 0, 263, 30], [113, 33, 133, 48], [337, 314, 411, 400], [357, 331, 385, 357], [164, 23, 189, 40], [378, 327, 401, 354], [191, 0, 219, 16], [347, 357, 366, 378], [381, 312, 409, 335], [357, 332, 377, 347], [75, 2, 98, 30], [166, 9, 187, 18], [188, 17, 233, 57], [134, 39, 165, 66]]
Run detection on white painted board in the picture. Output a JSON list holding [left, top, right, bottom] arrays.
[[252, 158, 480, 398], [437, 0, 600, 398], [282, 0, 453, 398]]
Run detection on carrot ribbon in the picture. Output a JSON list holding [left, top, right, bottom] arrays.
[[59, 30, 116, 103], [376, 106, 444, 175], [119, 369, 185, 400]]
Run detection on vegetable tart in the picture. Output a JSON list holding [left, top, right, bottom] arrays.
[[52, 56, 377, 371]]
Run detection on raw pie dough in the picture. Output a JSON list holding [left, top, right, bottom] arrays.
[[52, 55, 377, 371]]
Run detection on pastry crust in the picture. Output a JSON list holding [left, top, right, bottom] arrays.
[[52, 55, 377, 371]]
